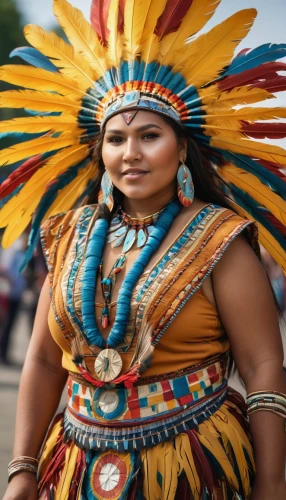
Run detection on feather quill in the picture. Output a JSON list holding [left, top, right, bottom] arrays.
[[24, 24, 94, 89], [0, 134, 74, 168], [53, 0, 108, 78], [0, 115, 78, 137], [210, 135, 286, 165], [0, 65, 84, 97], [0, 89, 81, 114], [175, 9, 257, 93]]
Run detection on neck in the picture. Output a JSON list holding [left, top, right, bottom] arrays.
[[122, 188, 177, 218]]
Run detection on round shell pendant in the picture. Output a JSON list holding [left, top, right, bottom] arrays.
[[94, 349, 123, 382]]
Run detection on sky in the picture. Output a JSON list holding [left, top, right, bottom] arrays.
[[15, 0, 286, 47]]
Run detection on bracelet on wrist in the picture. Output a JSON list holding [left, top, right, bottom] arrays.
[[8, 456, 38, 482]]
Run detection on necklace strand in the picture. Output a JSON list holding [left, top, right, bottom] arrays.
[[81, 199, 182, 349]]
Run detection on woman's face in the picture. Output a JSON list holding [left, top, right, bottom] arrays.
[[102, 110, 186, 203]]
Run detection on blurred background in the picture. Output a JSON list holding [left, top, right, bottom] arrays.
[[0, 0, 285, 495]]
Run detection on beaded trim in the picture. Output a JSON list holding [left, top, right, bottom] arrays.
[[64, 356, 228, 451]]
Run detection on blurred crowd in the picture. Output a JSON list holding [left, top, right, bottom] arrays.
[[0, 231, 46, 365]]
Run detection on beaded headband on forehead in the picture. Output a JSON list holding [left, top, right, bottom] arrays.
[[0, 0, 285, 273]]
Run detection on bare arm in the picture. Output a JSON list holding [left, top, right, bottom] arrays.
[[213, 236, 286, 499], [3, 276, 68, 499]]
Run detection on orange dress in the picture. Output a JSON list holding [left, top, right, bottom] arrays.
[[38, 203, 258, 500]]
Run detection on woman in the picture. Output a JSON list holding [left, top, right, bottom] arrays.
[[1, 0, 286, 498]]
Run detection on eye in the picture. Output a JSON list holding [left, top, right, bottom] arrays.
[[142, 133, 160, 140], [106, 135, 124, 143]]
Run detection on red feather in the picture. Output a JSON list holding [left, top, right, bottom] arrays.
[[251, 75, 286, 93], [90, 0, 125, 46], [187, 429, 214, 493], [219, 62, 286, 91], [155, 0, 193, 39], [257, 159, 286, 180], [242, 121, 286, 140], [0, 155, 47, 200], [262, 212, 286, 237]]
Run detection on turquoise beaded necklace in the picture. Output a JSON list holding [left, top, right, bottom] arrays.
[[81, 198, 181, 350]]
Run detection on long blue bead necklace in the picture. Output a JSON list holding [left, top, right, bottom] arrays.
[[81, 198, 181, 382], [100, 206, 164, 330]]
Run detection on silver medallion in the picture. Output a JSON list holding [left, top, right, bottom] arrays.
[[94, 349, 123, 382]]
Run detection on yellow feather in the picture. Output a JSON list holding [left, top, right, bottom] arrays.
[[211, 135, 286, 165], [107, 0, 123, 69], [24, 24, 95, 88], [0, 89, 81, 114], [218, 164, 286, 226], [38, 418, 63, 472], [139, 0, 168, 68], [196, 422, 239, 489], [141, 442, 179, 499], [0, 115, 78, 136], [123, 0, 159, 62], [55, 443, 79, 500], [0, 134, 74, 167], [175, 9, 256, 89], [46, 162, 96, 218], [0, 145, 88, 230], [228, 200, 286, 274], [53, 0, 108, 78], [210, 410, 253, 494], [0, 65, 86, 97], [175, 433, 201, 499], [199, 85, 273, 106], [161, 0, 221, 63]]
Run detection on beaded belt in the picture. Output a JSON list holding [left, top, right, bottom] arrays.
[[63, 356, 228, 451]]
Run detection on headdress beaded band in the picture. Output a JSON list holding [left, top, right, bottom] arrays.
[[0, 0, 285, 274]]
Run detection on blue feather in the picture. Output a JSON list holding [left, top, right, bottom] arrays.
[[20, 159, 89, 271], [160, 69, 186, 94], [0, 185, 24, 209], [10, 47, 58, 73], [228, 183, 286, 249], [0, 132, 44, 140], [225, 43, 286, 76], [218, 151, 286, 200], [24, 109, 61, 117]]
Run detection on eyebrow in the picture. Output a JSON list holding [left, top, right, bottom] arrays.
[[105, 124, 163, 134]]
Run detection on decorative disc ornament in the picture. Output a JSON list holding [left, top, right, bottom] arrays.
[[95, 349, 123, 382], [84, 450, 136, 500]]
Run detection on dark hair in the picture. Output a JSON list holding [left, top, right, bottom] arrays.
[[88, 113, 231, 210]]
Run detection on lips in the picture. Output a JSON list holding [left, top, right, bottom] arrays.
[[122, 169, 148, 175]]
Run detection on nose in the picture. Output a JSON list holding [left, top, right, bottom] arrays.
[[122, 138, 142, 163]]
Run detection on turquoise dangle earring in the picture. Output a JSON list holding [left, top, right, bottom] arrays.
[[177, 158, 194, 207], [99, 170, 114, 212]]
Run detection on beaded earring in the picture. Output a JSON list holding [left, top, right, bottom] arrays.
[[99, 170, 114, 212], [177, 161, 194, 207]]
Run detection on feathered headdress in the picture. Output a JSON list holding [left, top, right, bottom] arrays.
[[0, 0, 285, 271]]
